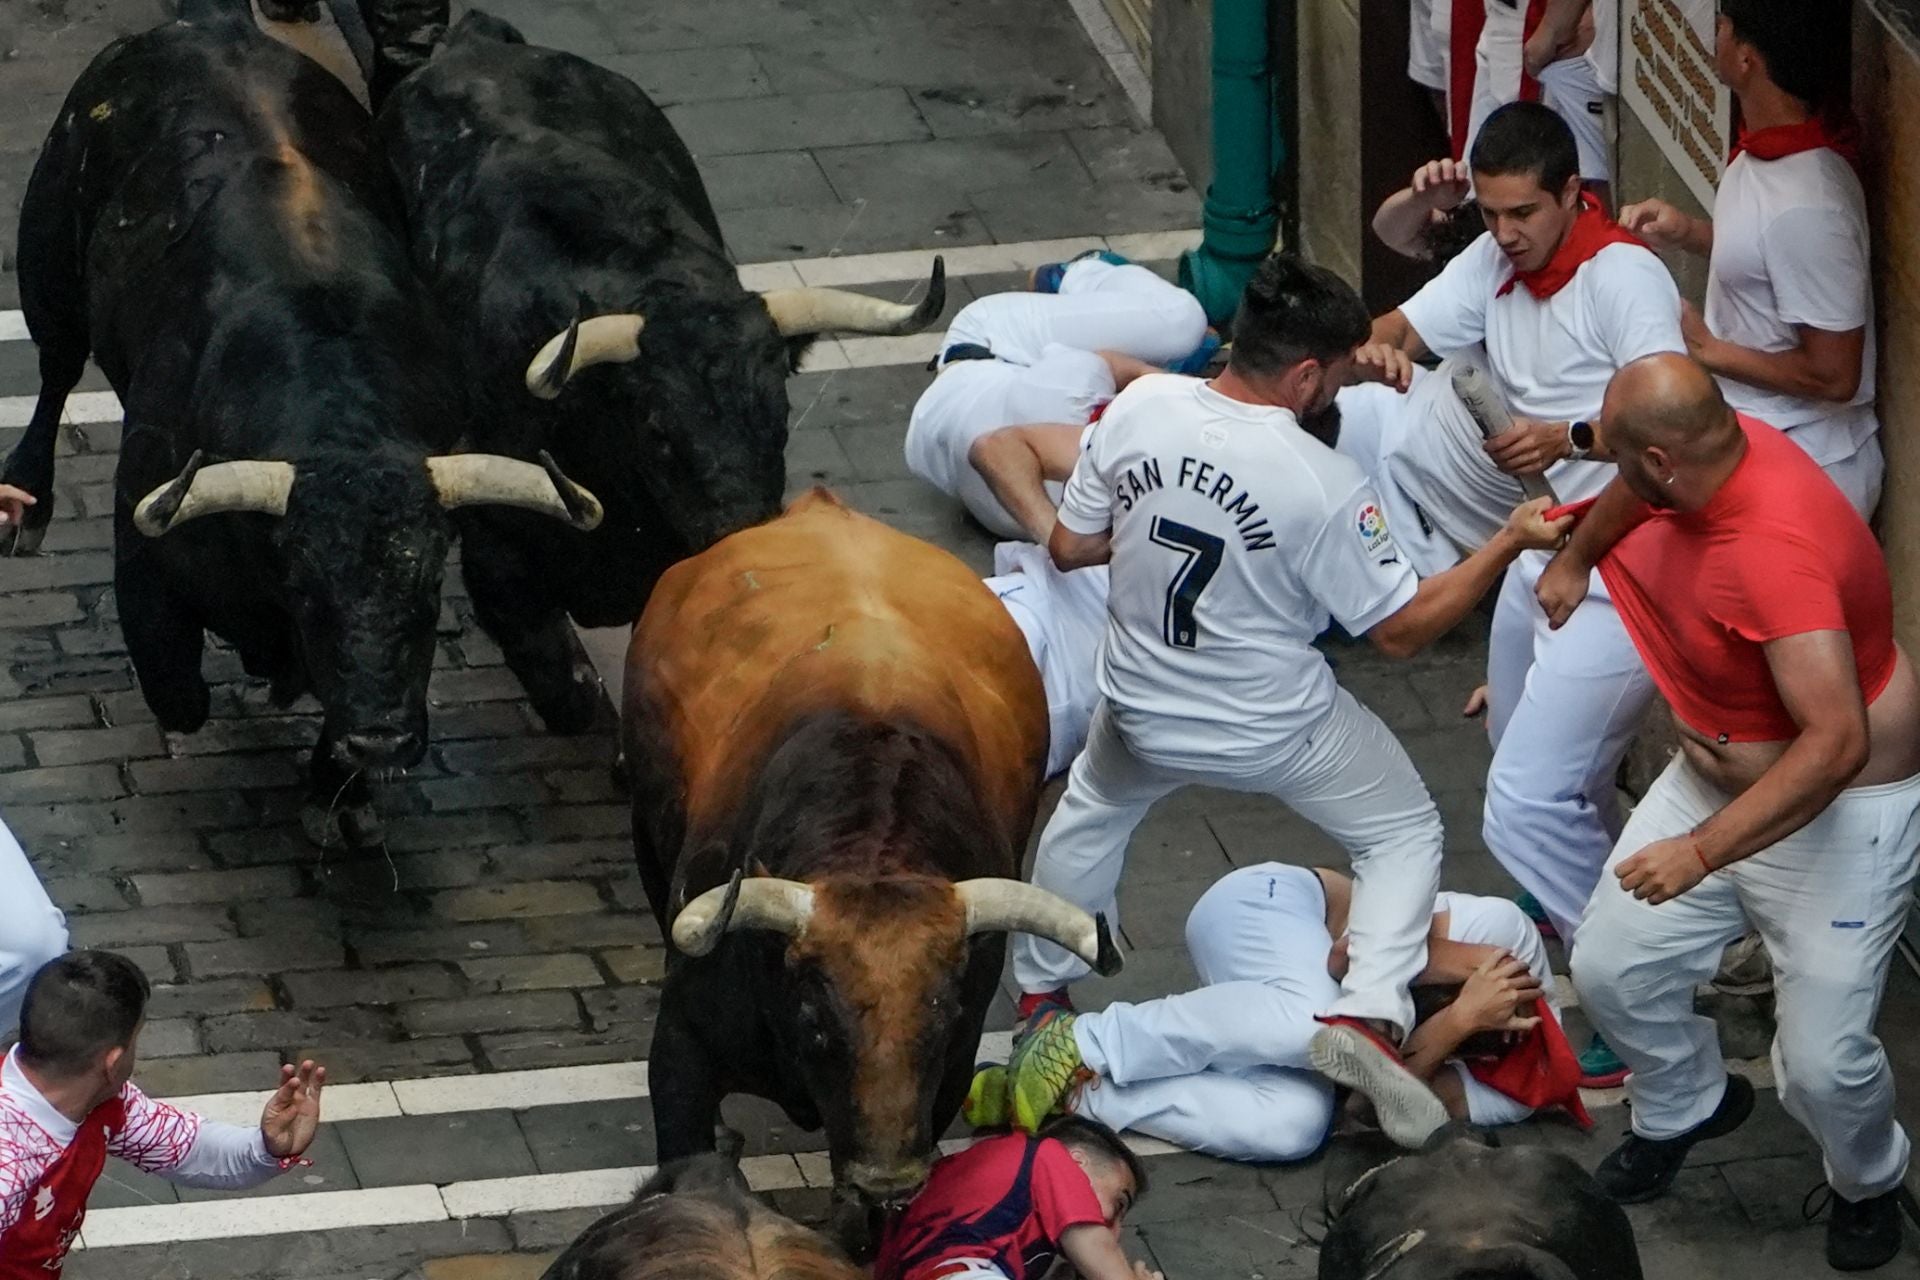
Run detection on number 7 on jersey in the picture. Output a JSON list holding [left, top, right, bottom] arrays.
[[1149, 517, 1225, 648]]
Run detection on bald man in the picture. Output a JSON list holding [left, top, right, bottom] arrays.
[[1536, 354, 1920, 1271]]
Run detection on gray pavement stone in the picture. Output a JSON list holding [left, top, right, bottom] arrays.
[[591, 46, 769, 105], [185, 933, 348, 978], [719, 195, 990, 263], [1115, 877, 1217, 951], [348, 921, 537, 966], [1123, 1151, 1284, 1226], [479, 1027, 645, 1071], [175, 1126, 359, 1201], [88, 1159, 180, 1211], [68, 903, 236, 947], [971, 179, 1202, 243], [1138, 1210, 1315, 1277], [131, 1051, 286, 1097], [29, 722, 165, 765], [42, 872, 131, 913], [603, 0, 870, 54], [137, 1018, 202, 1059], [668, 88, 928, 157], [461, 953, 605, 993], [339, 1109, 540, 1189], [144, 977, 276, 1020], [401, 992, 584, 1038], [698, 150, 840, 213], [281, 965, 463, 1009], [516, 1098, 654, 1173], [202, 1007, 400, 1055], [815, 133, 1093, 206], [911, 80, 1135, 140], [133, 864, 302, 906], [294, 1037, 478, 1085], [436, 880, 605, 921], [506, 1207, 612, 1252]]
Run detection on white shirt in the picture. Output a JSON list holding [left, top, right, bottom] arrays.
[[1400, 230, 1685, 504], [903, 346, 1112, 500], [1058, 375, 1418, 770], [1706, 148, 1877, 465], [1589, 0, 1619, 93]]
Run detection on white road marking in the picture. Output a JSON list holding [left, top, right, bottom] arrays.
[[80, 1183, 448, 1248], [0, 388, 118, 429], [1064, 0, 1153, 121]]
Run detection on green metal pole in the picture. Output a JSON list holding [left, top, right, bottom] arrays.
[[1180, 0, 1284, 325]]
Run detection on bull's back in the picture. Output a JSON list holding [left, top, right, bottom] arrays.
[[627, 490, 1048, 843]]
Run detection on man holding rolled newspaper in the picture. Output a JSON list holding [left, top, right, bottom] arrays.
[[1353, 101, 1684, 1086]]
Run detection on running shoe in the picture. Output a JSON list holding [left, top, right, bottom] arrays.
[[1308, 1016, 1448, 1150], [963, 1064, 1012, 1128], [1578, 1031, 1630, 1089], [1006, 1007, 1089, 1133], [1166, 327, 1222, 376], [1029, 248, 1132, 294]]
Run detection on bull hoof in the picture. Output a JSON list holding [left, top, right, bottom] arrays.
[[300, 798, 387, 851], [0, 497, 52, 557], [531, 667, 603, 735]]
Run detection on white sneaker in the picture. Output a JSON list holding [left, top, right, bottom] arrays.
[[1309, 1023, 1449, 1150]]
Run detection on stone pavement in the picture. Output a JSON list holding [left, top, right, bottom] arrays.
[[0, 0, 1917, 1276]]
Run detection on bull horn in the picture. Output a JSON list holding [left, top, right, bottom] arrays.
[[425, 450, 606, 530], [955, 879, 1123, 976], [672, 869, 815, 957], [760, 256, 946, 337], [133, 454, 296, 537], [525, 313, 646, 399]]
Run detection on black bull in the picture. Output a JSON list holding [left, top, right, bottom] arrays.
[[1321, 1131, 1644, 1280], [4, 10, 599, 846], [374, 11, 943, 735]]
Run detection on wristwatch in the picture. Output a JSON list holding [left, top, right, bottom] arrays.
[[1567, 419, 1596, 461]]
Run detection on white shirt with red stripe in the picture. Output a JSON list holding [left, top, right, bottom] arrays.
[[0, 1048, 283, 1277]]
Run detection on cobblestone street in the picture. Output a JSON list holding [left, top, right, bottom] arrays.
[[1, 0, 1918, 1275]]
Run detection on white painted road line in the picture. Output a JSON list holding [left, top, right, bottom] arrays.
[[391, 1060, 649, 1115], [80, 1182, 449, 1248], [0, 388, 118, 428], [0, 312, 25, 342]]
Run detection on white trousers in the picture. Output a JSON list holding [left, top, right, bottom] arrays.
[[1572, 757, 1920, 1200], [1011, 692, 1442, 1035], [985, 543, 1108, 779], [1820, 434, 1886, 523], [1537, 54, 1612, 184], [943, 258, 1208, 369], [1484, 553, 1655, 942], [0, 814, 68, 1033], [1072, 865, 1539, 1161]]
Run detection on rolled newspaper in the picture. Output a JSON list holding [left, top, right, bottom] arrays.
[[1450, 363, 1557, 505]]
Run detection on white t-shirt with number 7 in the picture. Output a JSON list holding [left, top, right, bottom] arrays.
[[1057, 374, 1419, 772]]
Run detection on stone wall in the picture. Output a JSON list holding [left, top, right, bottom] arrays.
[[1295, 0, 1363, 282], [1149, 0, 1213, 194]]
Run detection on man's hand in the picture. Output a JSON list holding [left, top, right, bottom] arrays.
[[1410, 158, 1471, 212], [0, 484, 37, 528], [1485, 417, 1570, 475], [1327, 933, 1351, 981], [260, 1060, 326, 1159], [1618, 199, 1693, 250], [1614, 835, 1710, 905], [1461, 684, 1489, 719], [1535, 553, 1592, 630], [1453, 953, 1545, 1035], [1350, 341, 1415, 393], [1502, 497, 1575, 552], [1130, 1262, 1165, 1280]]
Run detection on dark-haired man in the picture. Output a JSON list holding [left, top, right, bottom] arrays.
[[1619, 0, 1880, 517], [875, 1115, 1159, 1280], [1008, 252, 1570, 1150], [0, 951, 327, 1275], [1543, 354, 1919, 1271], [1361, 103, 1682, 1087]]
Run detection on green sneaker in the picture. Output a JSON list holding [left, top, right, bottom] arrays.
[[1007, 1008, 1087, 1133], [1578, 1031, 1629, 1088], [963, 1065, 1011, 1128]]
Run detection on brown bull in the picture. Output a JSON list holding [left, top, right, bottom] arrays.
[[622, 489, 1118, 1247]]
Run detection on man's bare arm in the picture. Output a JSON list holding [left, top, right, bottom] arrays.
[[1693, 321, 1867, 404], [1369, 309, 1431, 361], [969, 423, 1091, 545], [1061, 1225, 1163, 1280], [1369, 501, 1569, 659], [1693, 630, 1872, 868], [1050, 519, 1112, 571]]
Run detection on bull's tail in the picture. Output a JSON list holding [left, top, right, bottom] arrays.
[[448, 8, 527, 46]]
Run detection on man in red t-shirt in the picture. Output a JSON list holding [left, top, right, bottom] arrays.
[[1535, 353, 1920, 1272], [873, 1117, 1159, 1280]]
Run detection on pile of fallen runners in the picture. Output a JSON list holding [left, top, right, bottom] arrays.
[[0, 0, 1915, 1276]]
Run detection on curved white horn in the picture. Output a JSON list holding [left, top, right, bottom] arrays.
[[525, 314, 646, 399], [760, 256, 945, 337], [134, 458, 296, 537], [426, 451, 605, 530], [672, 875, 816, 957], [955, 878, 1123, 975]]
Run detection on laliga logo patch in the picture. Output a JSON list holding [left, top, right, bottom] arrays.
[[1356, 502, 1392, 554]]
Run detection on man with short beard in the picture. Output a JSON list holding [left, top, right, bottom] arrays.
[[1543, 353, 1920, 1270]]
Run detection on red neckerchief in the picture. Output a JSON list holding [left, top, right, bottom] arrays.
[[1730, 108, 1863, 175], [1496, 192, 1645, 301], [1461, 1004, 1593, 1129], [1449, 0, 1548, 160]]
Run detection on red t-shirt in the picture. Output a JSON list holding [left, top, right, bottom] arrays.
[[873, 1135, 1108, 1280], [1598, 416, 1895, 742]]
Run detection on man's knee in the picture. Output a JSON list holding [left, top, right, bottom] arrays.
[[1236, 1096, 1333, 1163]]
